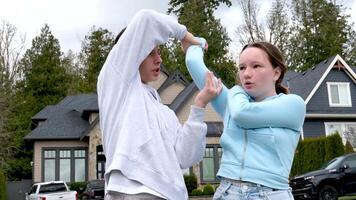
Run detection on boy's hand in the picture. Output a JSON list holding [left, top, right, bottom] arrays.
[[181, 32, 205, 53], [194, 72, 222, 108]]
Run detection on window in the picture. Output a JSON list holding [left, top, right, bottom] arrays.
[[74, 150, 86, 182], [325, 123, 356, 148], [43, 148, 87, 182], [343, 156, 356, 168], [29, 185, 38, 195], [200, 145, 222, 183], [181, 168, 190, 175], [327, 82, 351, 107], [44, 150, 56, 182], [59, 150, 71, 182]]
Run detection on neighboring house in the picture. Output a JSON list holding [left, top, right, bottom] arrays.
[[25, 54, 356, 186], [25, 65, 223, 186], [283, 54, 356, 146]]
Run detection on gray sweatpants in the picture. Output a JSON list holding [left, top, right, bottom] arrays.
[[105, 191, 166, 200]]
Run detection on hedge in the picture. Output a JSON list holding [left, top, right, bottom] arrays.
[[69, 181, 87, 198], [184, 174, 197, 195], [290, 133, 351, 177], [0, 169, 7, 200]]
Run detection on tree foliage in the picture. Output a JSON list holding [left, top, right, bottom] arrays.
[[163, 0, 236, 87], [288, 0, 351, 71], [4, 24, 68, 180], [78, 26, 114, 92], [235, 0, 356, 72]]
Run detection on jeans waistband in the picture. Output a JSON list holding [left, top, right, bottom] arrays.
[[221, 178, 278, 191]]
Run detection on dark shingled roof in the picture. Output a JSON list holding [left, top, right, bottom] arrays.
[[282, 55, 337, 99], [25, 93, 98, 140]]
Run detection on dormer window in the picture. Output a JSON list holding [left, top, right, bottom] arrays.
[[327, 82, 351, 107]]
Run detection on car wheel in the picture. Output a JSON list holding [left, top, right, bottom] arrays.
[[318, 185, 338, 200]]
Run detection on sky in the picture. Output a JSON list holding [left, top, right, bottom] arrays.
[[0, 0, 355, 55]]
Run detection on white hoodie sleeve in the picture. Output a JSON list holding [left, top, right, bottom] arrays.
[[103, 9, 187, 84], [174, 106, 207, 169]]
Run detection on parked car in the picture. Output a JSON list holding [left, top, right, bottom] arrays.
[[82, 179, 105, 200], [26, 181, 77, 200], [290, 152, 356, 200]]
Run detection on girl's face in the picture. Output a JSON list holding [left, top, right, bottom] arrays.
[[238, 47, 281, 102], [139, 46, 162, 83]]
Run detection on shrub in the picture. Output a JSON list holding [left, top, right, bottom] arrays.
[[184, 174, 197, 195], [191, 188, 203, 196], [325, 133, 344, 162], [291, 133, 346, 177], [202, 184, 214, 195], [69, 181, 86, 197], [0, 169, 7, 200], [345, 140, 354, 154]]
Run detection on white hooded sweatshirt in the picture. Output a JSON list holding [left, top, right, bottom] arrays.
[[97, 9, 207, 200]]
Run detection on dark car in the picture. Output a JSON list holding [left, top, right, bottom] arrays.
[[290, 152, 356, 200], [82, 179, 105, 200]]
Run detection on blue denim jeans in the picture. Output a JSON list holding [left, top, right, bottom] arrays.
[[213, 179, 294, 200]]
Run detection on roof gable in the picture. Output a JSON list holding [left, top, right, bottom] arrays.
[[283, 55, 356, 103], [157, 70, 189, 94]]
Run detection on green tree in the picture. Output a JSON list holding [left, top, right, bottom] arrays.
[[344, 140, 354, 154], [4, 24, 68, 180], [288, 0, 352, 71], [164, 0, 236, 87], [18, 24, 68, 109], [79, 26, 114, 92], [61, 50, 84, 95], [343, 26, 356, 67]]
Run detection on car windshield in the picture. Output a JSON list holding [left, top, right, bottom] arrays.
[[321, 157, 344, 170], [88, 180, 104, 189], [39, 183, 67, 193]]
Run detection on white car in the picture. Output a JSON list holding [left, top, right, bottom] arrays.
[[26, 181, 77, 200]]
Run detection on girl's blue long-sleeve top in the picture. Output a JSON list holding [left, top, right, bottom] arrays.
[[185, 43, 306, 189]]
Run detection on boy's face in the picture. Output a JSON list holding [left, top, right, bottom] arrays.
[[139, 46, 162, 83]]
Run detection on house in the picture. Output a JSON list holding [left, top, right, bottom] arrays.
[[25, 54, 356, 186], [25, 66, 223, 185], [282, 55, 356, 147]]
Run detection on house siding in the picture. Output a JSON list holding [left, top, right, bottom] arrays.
[[307, 68, 356, 114], [160, 83, 185, 105], [175, 90, 222, 124], [303, 118, 356, 138]]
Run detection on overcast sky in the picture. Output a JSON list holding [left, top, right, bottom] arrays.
[[0, 0, 355, 54]]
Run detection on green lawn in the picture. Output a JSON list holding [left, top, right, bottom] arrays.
[[338, 196, 356, 200]]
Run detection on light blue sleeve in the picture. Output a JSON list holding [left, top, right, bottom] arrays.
[[228, 86, 306, 131], [185, 43, 228, 118]]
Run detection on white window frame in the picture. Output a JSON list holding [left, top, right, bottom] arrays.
[[327, 82, 352, 107], [325, 122, 356, 149]]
